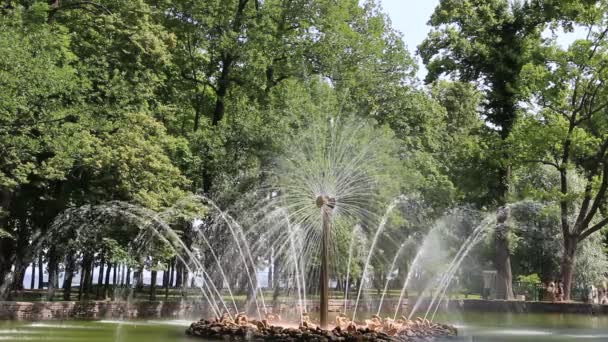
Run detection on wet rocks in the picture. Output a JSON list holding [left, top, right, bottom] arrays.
[[186, 315, 457, 341]]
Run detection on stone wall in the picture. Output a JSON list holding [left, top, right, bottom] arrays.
[[410, 298, 608, 315], [6, 298, 603, 321], [0, 299, 407, 321], [0, 301, 211, 321]]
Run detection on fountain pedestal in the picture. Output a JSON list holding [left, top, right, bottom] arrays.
[[320, 207, 330, 329], [316, 194, 335, 330]]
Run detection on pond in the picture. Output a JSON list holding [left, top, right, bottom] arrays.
[[441, 312, 608, 341], [1, 312, 607, 341]]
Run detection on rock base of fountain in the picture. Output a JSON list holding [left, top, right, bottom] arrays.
[[186, 314, 457, 341]]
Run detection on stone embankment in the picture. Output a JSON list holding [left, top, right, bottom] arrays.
[[0, 301, 207, 320], [0, 298, 404, 321], [3, 298, 607, 321]]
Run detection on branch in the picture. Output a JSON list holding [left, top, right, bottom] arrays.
[[589, 25, 608, 59], [571, 25, 608, 117], [180, 69, 216, 92], [228, 76, 247, 88], [522, 159, 560, 169], [574, 174, 595, 231], [581, 158, 608, 229], [574, 142, 608, 232], [0, 114, 78, 130], [541, 93, 569, 119], [578, 217, 608, 242], [575, 75, 607, 126], [559, 123, 576, 236], [571, 75, 580, 112]]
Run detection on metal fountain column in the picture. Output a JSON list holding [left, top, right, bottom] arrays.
[[316, 195, 335, 329]]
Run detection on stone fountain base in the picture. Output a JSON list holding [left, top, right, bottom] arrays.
[[186, 314, 457, 341]]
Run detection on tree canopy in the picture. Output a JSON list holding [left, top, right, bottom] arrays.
[[0, 0, 607, 304]]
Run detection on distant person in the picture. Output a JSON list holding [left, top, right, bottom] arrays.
[[544, 282, 556, 302], [556, 281, 564, 302], [600, 282, 608, 304], [598, 287, 605, 304], [587, 284, 598, 304]]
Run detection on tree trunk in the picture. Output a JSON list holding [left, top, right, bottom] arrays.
[[494, 163, 514, 300], [120, 264, 125, 286], [183, 270, 189, 289], [19, 265, 26, 288], [9, 223, 30, 295], [268, 251, 273, 291], [111, 263, 117, 300], [175, 262, 183, 288], [168, 260, 174, 287], [86, 259, 94, 297], [273, 255, 280, 289], [180, 267, 187, 299], [104, 263, 112, 299], [96, 253, 105, 299], [126, 267, 131, 288], [163, 269, 169, 299], [63, 253, 75, 300], [81, 262, 89, 300], [112, 263, 117, 285], [82, 255, 93, 300], [37, 254, 43, 290], [0, 238, 13, 298], [150, 270, 157, 301], [193, 105, 202, 132], [12, 264, 26, 293], [494, 237, 514, 300], [0, 190, 13, 299], [272, 278, 281, 305], [30, 261, 35, 290], [78, 263, 85, 301], [9, 264, 21, 293], [212, 60, 231, 126], [135, 266, 144, 292], [561, 235, 578, 301], [46, 250, 59, 300], [162, 268, 168, 287]]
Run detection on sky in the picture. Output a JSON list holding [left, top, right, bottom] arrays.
[[379, 0, 439, 78], [379, 0, 439, 56]]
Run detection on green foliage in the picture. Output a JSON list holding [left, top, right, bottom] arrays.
[[575, 234, 608, 286], [0, 229, 11, 239], [514, 17, 608, 242], [5, 0, 606, 301], [517, 273, 541, 284], [0, 8, 79, 190]]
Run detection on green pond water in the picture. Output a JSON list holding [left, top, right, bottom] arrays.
[[1, 312, 607, 341]]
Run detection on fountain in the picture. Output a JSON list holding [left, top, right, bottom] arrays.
[[178, 118, 459, 340]]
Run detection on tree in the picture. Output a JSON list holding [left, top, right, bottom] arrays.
[[0, 0, 500, 304], [418, 0, 598, 300], [0, 2, 190, 297], [0, 5, 81, 290], [515, 14, 608, 298]]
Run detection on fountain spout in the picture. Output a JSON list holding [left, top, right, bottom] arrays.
[[315, 195, 336, 209]]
